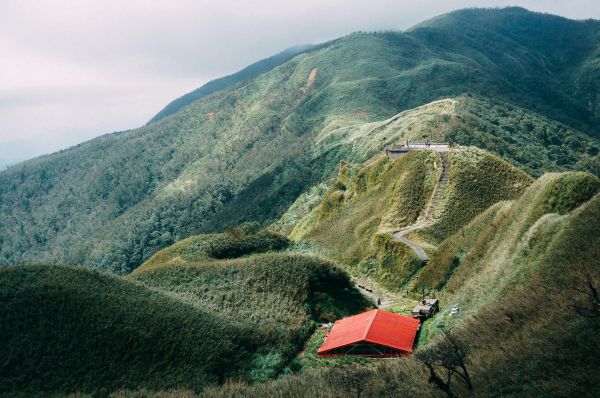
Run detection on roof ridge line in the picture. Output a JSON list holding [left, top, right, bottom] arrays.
[[363, 309, 379, 341]]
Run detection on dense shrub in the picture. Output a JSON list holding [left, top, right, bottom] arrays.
[[0, 265, 253, 395], [135, 230, 289, 272]]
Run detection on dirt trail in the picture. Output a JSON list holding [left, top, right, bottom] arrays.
[[353, 276, 399, 309], [392, 150, 450, 263], [354, 150, 450, 307]]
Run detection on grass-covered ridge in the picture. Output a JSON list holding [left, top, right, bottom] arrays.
[[0, 265, 253, 395], [135, 229, 289, 273], [0, 254, 369, 395], [288, 148, 531, 290], [2, 7, 600, 272], [148, 44, 319, 123], [200, 175, 600, 398], [417, 172, 600, 327], [289, 151, 435, 289], [419, 147, 533, 243]]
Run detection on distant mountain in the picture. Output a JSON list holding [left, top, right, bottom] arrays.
[[1, 7, 600, 272], [148, 44, 319, 123]]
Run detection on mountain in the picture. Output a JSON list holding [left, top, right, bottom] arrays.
[[1, 7, 599, 275], [148, 44, 319, 123], [285, 147, 533, 289], [3, 7, 600, 396]]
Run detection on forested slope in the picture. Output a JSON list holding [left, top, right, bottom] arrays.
[[1, 7, 600, 273]]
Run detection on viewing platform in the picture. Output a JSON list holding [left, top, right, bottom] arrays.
[[386, 142, 450, 159]]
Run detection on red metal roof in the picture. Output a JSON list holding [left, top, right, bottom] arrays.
[[317, 309, 420, 356]]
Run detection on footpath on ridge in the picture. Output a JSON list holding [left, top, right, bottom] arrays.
[[392, 150, 450, 262], [354, 148, 451, 309]]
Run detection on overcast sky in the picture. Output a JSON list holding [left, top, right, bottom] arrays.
[[1, 0, 599, 164]]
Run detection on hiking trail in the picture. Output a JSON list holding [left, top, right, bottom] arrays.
[[392, 150, 450, 263], [354, 149, 451, 308]]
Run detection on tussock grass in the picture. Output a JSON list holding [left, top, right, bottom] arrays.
[[134, 229, 289, 274], [0, 253, 369, 395], [291, 151, 435, 289], [420, 147, 533, 243], [0, 265, 253, 395], [198, 173, 600, 397], [290, 148, 530, 290], [419, 172, 600, 338]]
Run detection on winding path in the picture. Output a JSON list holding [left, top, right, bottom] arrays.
[[392, 150, 450, 263], [353, 150, 451, 307]]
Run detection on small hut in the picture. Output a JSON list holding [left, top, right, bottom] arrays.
[[317, 309, 420, 357], [385, 145, 410, 159], [411, 298, 440, 320]]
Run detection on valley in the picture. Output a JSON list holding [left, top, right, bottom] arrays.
[[1, 6, 600, 398]]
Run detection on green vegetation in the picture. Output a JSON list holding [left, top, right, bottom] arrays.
[[0, 253, 369, 395], [417, 172, 600, 294], [449, 97, 600, 177], [149, 44, 318, 123], [419, 147, 533, 242], [202, 173, 600, 398], [291, 148, 531, 289], [135, 229, 289, 273], [2, 7, 600, 273], [291, 151, 435, 289], [134, 253, 370, 380], [3, 6, 600, 397], [0, 265, 253, 395]]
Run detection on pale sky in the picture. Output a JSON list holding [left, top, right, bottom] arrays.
[[1, 0, 599, 164]]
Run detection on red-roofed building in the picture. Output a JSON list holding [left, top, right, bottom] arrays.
[[317, 309, 420, 357]]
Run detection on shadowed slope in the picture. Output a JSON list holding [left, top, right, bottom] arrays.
[[0, 265, 253, 395]]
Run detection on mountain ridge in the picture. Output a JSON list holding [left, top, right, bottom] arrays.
[[1, 7, 599, 273]]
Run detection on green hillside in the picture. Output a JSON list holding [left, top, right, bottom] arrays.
[[0, 265, 252, 395], [289, 148, 531, 289], [419, 147, 533, 243], [148, 44, 319, 123], [3, 6, 600, 397], [0, 254, 369, 395], [200, 175, 600, 397], [416, 172, 600, 396], [135, 229, 289, 273], [2, 7, 600, 273]]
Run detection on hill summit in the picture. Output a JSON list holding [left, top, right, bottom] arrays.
[[1, 8, 599, 273]]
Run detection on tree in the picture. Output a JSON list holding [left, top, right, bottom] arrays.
[[414, 329, 472, 398], [571, 263, 600, 318]]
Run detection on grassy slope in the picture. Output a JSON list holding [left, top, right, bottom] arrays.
[[201, 175, 600, 398], [0, 265, 253, 395], [134, 230, 289, 273], [148, 44, 318, 123], [2, 8, 600, 273], [419, 147, 533, 243], [457, 194, 600, 396], [290, 151, 436, 289], [0, 253, 369, 395], [417, 172, 600, 341], [134, 253, 370, 345], [289, 148, 531, 290]]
